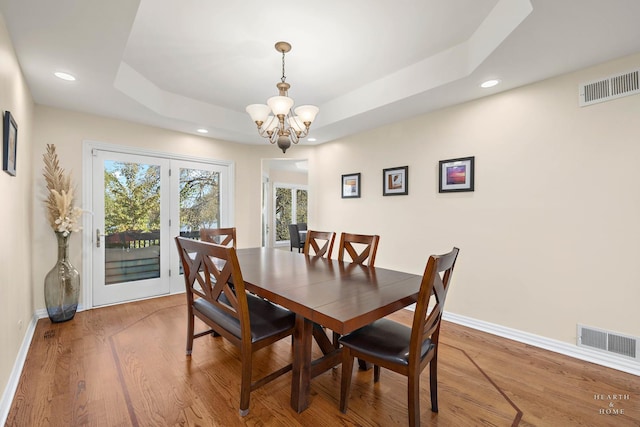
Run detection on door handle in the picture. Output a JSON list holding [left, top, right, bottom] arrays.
[[96, 228, 106, 248]]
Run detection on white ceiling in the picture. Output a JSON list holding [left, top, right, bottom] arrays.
[[2, 0, 640, 147]]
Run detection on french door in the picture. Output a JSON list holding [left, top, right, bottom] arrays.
[[90, 147, 231, 307], [273, 184, 308, 246]]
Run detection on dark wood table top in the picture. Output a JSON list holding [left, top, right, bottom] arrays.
[[236, 247, 423, 334]]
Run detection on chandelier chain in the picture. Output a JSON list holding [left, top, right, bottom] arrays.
[[281, 50, 287, 83]]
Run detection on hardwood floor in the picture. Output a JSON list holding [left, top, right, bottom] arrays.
[[6, 294, 639, 426]]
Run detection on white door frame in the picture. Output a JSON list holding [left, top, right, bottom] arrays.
[[81, 140, 234, 309], [262, 175, 269, 247]]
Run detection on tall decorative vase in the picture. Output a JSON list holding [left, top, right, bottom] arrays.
[[44, 232, 80, 323]]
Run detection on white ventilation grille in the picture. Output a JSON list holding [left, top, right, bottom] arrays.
[[578, 325, 638, 361], [579, 69, 640, 106]]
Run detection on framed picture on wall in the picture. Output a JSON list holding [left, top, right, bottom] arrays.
[[439, 156, 474, 193], [383, 166, 408, 196], [3, 111, 18, 176], [341, 173, 361, 198]]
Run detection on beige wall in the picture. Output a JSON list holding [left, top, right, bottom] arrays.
[[0, 12, 35, 403], [269, 169, 308, 186], [309, 53, 640, 345]]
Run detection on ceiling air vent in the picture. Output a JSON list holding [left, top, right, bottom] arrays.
[[578, 324, 638, 361], [579, 69, 640, 106]]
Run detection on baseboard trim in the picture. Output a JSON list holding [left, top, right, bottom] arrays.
[[0, 313, 39, 425], [402, 305, 638, 376], [34, 303, 86, 320], [441, 311, 640, 376]]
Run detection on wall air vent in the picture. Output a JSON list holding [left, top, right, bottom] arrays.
[[578, 324, 638, 361], [579, 69, 640, 106]]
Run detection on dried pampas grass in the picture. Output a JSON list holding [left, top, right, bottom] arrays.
[[43, 144, 81, 236]]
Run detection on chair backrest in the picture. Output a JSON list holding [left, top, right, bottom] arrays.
[[297, 222, 307, 231], [175, 237, 250, 342], [288, 224, 302, 247], [200, 227, 237, 248], [304, 230, 336, 258], [338, 233, 380, 267], [409, 247, 459, 366]]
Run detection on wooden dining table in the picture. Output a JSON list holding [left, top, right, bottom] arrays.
[[235, 247, 424, 413]]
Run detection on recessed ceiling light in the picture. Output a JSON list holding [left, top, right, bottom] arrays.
[[480, 79, 500, 88], [54, 72, 76, 81], [307, 138, 317, 142], [196, 128, 209, 134]]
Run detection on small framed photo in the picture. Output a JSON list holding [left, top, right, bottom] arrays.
[[439, 156, 474, 193], [342, 173, 361, 198], [383, 166, 408, 196], [3, 111, 18, 177]]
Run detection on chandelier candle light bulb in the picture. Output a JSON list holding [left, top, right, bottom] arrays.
[[246, 41, 319, 153]]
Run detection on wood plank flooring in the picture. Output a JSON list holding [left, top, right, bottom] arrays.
[[6, 294, 639, 426]]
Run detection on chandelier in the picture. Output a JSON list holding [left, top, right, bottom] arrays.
[[246, 41, 319, 153]]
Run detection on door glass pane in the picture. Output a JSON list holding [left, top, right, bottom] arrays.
[[178, 167, 220, 238], [275, 187, 292, 241], [296, 189, 308, 223], [176, 167, 220, 274], [104, 161, 161, 285]]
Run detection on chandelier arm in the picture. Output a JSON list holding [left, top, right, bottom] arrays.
[[298, 122, 311, 139], [289, 126, 300, 144], [255, 126, 271, 139], [269, 130, 279, 144]]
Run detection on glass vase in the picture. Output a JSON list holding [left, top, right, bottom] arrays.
[[44, 232, 80, 323]]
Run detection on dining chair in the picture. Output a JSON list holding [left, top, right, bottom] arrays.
[[338, 247, 460, 427], [332, 232, 381, 348], [304, 230, 336, 258], [175, 237, 295, 416], [337, 232, 380, 267], [199, 227, 236, 248], [288, 224, 305, 252]]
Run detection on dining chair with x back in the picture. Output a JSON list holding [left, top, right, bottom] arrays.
[[338, 247, 460, 427], [332, 232, 381, 348], [337, 232, 380, 267], [304, 230, 336, 258], [175, 237, 295, 416], [199, 227, 237, 248]]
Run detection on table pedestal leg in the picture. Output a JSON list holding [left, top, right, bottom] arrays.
[[291, 315, 313, 412]]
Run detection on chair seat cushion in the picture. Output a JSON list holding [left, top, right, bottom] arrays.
[[194, 292, 295, 343], [339, 318, 433, 366]]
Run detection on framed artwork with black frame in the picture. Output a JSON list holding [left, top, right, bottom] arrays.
[[341, 172, 361, 198], [3, 111, 18, 177], [439, 156, 474, 193], [383, 166, 408, 196]]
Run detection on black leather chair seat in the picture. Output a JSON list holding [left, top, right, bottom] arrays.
[[194, 293, 295, 343], [339, 319, 433, 366]]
